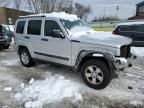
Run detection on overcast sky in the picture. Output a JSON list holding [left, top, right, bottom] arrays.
[[75, 0, 143, 21]]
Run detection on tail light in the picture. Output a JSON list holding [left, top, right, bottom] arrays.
[[112, 31, 116, 35]]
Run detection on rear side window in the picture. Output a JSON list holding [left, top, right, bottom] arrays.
[[135, 24, 144, 32], [119, 26, 132, 32], [27, 20, 42, 35], [16, 21, 25, 34]]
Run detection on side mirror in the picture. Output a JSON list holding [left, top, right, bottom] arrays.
[[53, 30, 65, 38]]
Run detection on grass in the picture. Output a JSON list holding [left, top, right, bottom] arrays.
[[94, 27, 113, 31]]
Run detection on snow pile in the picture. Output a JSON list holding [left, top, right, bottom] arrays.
[[69, 26, 96, 38], [131, 47, 144, 57], [21, 12, 79, 21], [130, 100, 143, 106], [15, 74, 83, 108]]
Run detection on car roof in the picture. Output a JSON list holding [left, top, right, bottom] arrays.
[[19, 12, 80, 21], [118, 21, 144, 26]]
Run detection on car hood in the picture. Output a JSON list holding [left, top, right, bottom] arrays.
[[70, 31, 132, 48]]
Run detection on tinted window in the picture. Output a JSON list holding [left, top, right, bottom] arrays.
[[119, 26, 132, 32], [135, 25, 144, 32], [27, 20, 42, 35], [44, 20, 62, 37], [16, 21, 25, 34]]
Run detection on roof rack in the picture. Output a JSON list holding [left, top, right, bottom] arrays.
[[18, 15, 46, 19], [18, 12, 79, 21]]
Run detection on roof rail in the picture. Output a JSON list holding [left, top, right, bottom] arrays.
[[18, 15, 46, 19]]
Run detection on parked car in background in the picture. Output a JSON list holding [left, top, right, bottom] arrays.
[[15, 12, 132, 89], [113, 21, 144, 47], [0, 24, 14, 49]]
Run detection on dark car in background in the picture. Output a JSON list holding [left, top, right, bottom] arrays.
[[112, 21, 144, 57], [0, 24, 14, 49], [113, 22, 144, 47]]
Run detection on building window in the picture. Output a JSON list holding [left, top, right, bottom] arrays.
[[138, 5, 144, 16]]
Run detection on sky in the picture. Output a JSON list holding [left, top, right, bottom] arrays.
[[1, 0, 144, 21], [75, 0, 144, 21]]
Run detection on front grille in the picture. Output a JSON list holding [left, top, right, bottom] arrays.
[[0, 36, 4, 39], [120, 45, 128, 58]]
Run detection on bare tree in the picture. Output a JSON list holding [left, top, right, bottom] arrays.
[[26, 0, 91, 20], [56, 0, 75, 14], [0, 0, 9, 7], [14, 0, 21, 11], [26, 0, 58, 13], [92, 16, 120, 22], [75, 3, 91, 19]]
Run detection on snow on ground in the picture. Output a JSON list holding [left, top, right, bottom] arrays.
[[1, 44, 144, 107], [131, 47, 144, 57], [15, 74, 83, 108], [0, 59, 19, 66]]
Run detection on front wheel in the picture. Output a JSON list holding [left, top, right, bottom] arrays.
[[19, 48, 35, 67], [80, 59, 111, 90]]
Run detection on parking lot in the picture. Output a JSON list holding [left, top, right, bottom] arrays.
[[0, 44, 144, 108]]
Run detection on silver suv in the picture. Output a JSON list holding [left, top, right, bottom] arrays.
[[15, 12, 132, 89]]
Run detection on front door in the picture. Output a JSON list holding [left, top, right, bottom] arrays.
[[34, 20, 71, 66]]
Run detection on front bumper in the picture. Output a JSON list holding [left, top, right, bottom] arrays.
[[113, 57, 132, 70], [0, 40, 7, 46]]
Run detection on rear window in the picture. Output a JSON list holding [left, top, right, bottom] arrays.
[[27, 20, 42, 35], [16, 21, 25, 34]]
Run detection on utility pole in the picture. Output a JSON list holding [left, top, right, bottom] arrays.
[[103, 7, 106, 18], [116, 5, 120, 20]]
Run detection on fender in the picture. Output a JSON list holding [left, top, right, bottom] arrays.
[[75, 50, 117, 78]]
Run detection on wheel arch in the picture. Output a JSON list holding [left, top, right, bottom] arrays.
[[18, 45, 28, 55], [75, 50, 117, 78]]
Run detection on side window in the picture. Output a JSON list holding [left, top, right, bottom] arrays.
[[16, 21, 25, 34], [119, 26, 132, 32], [27, 20, 42, 35], [44, 20, 62, 37], [135, 25, 144, 32]]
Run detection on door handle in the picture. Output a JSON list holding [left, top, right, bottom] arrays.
[[24, 36, 30, 39], [41, 38, 48, 41]]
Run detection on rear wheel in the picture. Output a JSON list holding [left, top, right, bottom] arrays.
[[80, 59, 111, 90], [19, 48, 35, 67]]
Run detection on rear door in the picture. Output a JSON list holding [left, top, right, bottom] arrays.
[[26, 19, 42, 58], [15, 20, 26, 45], [132, 24, 144, 46]]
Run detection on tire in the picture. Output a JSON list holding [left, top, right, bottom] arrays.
[[3, 44, 10, 49], [80, 59, 111, 90], [19, 48, 35, 67]]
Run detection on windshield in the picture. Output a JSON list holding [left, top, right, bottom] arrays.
[[60, 19, 91, 31]]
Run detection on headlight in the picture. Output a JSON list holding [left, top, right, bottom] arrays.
[[5, 35, 8, 39]]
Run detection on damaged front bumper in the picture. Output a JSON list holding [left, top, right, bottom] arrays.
[[113, 57, 132, 70]]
